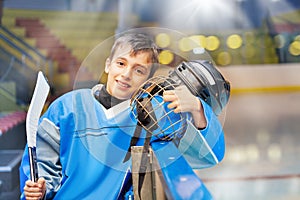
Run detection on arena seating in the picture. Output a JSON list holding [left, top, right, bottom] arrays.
[[0, 110, 26, 198], [0, 10, 118, 199], [0, 111, 26, 137], [2, 8, 118, 96]]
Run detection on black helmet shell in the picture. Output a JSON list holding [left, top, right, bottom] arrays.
[[169, 60, 230, 115]]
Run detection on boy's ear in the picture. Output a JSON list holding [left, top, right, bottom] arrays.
[[104, 58, 110, 73]]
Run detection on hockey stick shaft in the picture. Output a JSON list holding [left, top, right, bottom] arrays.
[[28, 147, 39, 182]]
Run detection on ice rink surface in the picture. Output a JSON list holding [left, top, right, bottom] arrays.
[[197, 91, 300, 200]]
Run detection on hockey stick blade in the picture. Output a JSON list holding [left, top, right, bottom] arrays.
[[26, 71, 50, 181]]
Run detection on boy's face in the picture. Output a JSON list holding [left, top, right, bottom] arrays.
[[105, 45, 153, 100]]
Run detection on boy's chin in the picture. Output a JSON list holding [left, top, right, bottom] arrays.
[[113, 93, 131, 100]]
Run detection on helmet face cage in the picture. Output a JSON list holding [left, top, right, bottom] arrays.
[[130, 76, 187, 141], [169, 60, 230, 116]]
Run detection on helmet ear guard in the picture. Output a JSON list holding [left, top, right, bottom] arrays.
[[168, 60, 230, 116]]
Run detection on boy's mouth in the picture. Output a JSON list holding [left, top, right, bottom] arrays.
[[116, 80, 131, 88]]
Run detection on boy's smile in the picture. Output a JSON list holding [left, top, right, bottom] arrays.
[[105, 45, 153, 100]]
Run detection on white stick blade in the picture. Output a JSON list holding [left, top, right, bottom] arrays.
[[26, 71, 50, 148]]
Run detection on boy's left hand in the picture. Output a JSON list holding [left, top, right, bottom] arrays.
[[163, 85, 207, 129]]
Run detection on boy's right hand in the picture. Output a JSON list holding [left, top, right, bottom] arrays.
[[24, 177, 46, 200]]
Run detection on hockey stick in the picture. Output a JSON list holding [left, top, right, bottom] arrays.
[[26, 71, 50, 182]]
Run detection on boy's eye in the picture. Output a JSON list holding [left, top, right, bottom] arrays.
[[117, 61, 125, 67], [136, 69, 144, 75], [135, 67, 146, 75]]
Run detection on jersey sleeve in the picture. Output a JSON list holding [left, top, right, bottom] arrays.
[[177, 99, 225, 169], [19, 98, 64, 199]]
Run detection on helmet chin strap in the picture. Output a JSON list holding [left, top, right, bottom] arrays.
[[124, 77, 183, 198], [123, 84, 161, 199]]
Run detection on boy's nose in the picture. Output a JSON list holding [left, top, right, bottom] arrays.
[[121, 67, 133, 78]]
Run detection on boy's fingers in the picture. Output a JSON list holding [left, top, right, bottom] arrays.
[[24, 190, 43, 196], [167, 100, 179, 109], [24, 185, 40, 192], [37, 177, 46, 187], [163, 90, 177, 100], [163, 94, 173, 102], [25, 179, 46, 198], [24, 191, 43, 200], [163, 93, 178, 102], [162, 90, 175, 95], [25, 180, 35, 187]]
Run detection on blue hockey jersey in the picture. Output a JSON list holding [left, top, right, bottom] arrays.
[[19, 85, 225, 199]]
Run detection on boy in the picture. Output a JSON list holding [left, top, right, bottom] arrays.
[[20, 31, 224, 199]]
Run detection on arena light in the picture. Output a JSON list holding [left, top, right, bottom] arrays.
[[289, 40, 300, 56], [295, 35, 300, 41], [178, 37, 194, 52], [160, 0, 241, 30], [227, 34, 243, 49], [241, 44, 256, 59], [217, 51, 232, 66], [274, 34, 286, 49], [267, 143, 282, 163], [206, 36, 220, 51], [189, 35, 207, 49], [158, 50, 174, 65], [155, 33, 171, 48]]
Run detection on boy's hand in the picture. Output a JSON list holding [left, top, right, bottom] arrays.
[[163, 85, 207, 129], [24, 177, 46, 200]]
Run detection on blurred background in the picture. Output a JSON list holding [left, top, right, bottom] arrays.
[[0, 0, 299, 199]]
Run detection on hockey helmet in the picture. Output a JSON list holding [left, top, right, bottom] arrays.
[[168, 60, 230, 115]]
